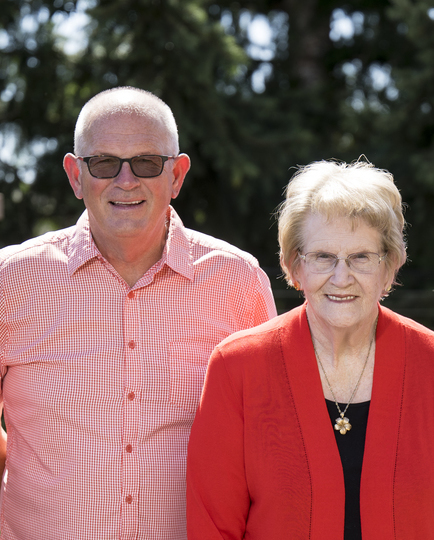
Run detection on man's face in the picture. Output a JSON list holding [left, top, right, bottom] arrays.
[[64, 111, 189, 257]]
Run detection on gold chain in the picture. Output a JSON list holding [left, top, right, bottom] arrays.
[[309, 316, 378, 434]]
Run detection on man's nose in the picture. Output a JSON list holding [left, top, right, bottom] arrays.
[[114, 162, 141, 188]]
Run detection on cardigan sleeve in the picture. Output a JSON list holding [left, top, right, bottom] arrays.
[[187, 346, 249, 540]]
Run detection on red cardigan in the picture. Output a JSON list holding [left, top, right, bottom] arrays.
[[187, 304, 434, 539]]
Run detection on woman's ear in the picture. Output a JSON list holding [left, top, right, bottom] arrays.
[[283, 253, 302, 290]]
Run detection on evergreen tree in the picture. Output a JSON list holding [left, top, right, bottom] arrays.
[[2, 0, 434, 299]]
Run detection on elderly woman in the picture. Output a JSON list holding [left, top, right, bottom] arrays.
[[186, 160, 434, 540]]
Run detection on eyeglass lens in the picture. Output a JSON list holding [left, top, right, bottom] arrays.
[[304, 252, 382, 273], [88, 156, 166, 178]]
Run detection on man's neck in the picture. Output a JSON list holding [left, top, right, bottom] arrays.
[[93, 232, 168, 288]]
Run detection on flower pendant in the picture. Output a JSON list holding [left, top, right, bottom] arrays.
[[334, 413, 352, 435]]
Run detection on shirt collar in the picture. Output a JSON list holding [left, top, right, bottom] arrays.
[[67, 207, 194, 281], [68, 211, 100, 275], [164, 206, 194, 281]]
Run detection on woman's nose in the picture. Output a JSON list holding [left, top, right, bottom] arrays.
[[329, 258, 354, 285]]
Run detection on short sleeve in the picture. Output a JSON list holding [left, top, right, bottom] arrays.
[[251, 266, 277, 326], [0, 279, 7, 401]]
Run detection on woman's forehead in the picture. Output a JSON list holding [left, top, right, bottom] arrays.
[[301, 214, 382, 251]]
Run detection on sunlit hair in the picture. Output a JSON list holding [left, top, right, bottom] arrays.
[[277, 158, 407, 288], [74, 86, 179, 156]]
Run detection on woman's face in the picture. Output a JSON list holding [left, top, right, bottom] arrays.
[[292, 213, 394, 332]]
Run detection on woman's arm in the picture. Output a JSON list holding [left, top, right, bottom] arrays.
[[187, 348, 250, 540]]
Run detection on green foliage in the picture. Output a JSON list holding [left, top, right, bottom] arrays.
[[2, 0, 434, 291]]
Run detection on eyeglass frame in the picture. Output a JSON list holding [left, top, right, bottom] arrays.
[[76, 154, 177, 179], [297, 250, 388, 274]]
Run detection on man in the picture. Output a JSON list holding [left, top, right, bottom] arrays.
[[0, 87, 276, 539]]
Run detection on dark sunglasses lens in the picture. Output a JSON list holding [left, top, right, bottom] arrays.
[[88, 156, 165, 178], [88, 157, 120, 178], [131, 156, 164, 177]]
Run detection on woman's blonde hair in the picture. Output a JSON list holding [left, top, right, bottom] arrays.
[[277, 159, 407, 287]]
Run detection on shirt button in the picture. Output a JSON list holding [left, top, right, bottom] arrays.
[[128, 340, 136, 349], [125, 495, 133, 504], [127, 291, 135, 299], [125, 444, 133, 453], [127, 392, 135, 401]]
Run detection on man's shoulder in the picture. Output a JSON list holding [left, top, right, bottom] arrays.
[[0, 225, 76, 268], [185, 227, 260, 268]]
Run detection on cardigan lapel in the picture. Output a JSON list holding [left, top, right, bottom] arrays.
[[360, 306, 405, 539], [279, 304, 345, 540]]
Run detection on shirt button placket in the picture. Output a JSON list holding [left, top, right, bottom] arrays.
[[121, 289, 141, 540]]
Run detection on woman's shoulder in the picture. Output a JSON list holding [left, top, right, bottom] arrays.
[[204, 307, 305, 395], [214, 304, 306, 360], [380, 305, 434, 346], [222, 305, 306, 350]]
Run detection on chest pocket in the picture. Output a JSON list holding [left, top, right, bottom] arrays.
[[168, 341, 214, 414]]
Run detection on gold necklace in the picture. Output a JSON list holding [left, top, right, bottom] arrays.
[[310, 317, 378, 435]]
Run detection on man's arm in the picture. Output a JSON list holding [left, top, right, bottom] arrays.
[[251, 266, 277, 326], [0, 266, 7, 479], [0, 405, 6, 478]]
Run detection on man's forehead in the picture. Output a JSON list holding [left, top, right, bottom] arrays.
[[82, 111, 171, 154], [87, 106, 161, 127], [84, 108, 169, 141]]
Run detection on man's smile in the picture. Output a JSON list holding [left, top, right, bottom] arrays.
[[109, 200, 145, 206]]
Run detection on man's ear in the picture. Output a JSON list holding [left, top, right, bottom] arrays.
[[63, 153, 83, 200], [171, 154, 191, 199]]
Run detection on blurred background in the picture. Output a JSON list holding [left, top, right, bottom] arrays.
[[1, 0, 434, 325]]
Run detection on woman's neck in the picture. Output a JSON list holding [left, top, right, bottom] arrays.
[[306, 306, 378, 403], [306, 305, 378, 368]]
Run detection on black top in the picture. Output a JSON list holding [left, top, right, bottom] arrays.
[[325, 399, 370, 540]]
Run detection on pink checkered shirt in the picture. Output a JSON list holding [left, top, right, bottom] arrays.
[[0, 207, 276, 540]]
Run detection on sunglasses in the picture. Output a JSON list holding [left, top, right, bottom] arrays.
[[77, 155, 176, 179]]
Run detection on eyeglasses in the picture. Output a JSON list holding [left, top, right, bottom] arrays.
[[298, 251, 387, 274], [77, 155, 176, 179]]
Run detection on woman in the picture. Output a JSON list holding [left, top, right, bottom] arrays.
[[186, 160, 434, 540]]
